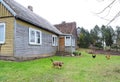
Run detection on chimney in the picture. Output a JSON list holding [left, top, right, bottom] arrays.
[[28, 5, 33, 11], [62, 21, 66, 24]]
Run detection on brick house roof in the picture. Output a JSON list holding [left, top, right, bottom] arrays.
[[54, 21, 77, 37]]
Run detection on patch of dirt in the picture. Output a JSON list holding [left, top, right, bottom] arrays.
[[94, 49, 120, 56]]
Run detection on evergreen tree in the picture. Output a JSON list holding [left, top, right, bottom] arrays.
[[105, 26, 114, 47], [90, 25, 102, 48], [77, 27, 90, 48]]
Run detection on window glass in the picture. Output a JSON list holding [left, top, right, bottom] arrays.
[[29, 28, 42, 45], [36, 31, 40, 44], [30, 30, 35, 43], [0, 23, 5, 44], [52, 35, 58, 46], [65, 36, 71, 46]]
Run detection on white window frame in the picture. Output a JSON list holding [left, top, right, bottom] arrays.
[[65, 36, 71, 46], [0, 23, 6, 44], [29, 28, 42, 45], [52, 35, 58, 46]]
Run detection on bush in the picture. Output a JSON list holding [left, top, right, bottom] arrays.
[[95, 42, 103, 49], [73, 50, 81, 56]]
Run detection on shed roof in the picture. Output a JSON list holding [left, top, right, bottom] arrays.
[[2, 0, 62, 35]]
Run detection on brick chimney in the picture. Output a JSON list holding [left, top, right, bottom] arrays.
[[28, 5, 33, 11]]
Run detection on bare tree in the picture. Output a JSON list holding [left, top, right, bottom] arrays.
[[96, 0, 120, 25]]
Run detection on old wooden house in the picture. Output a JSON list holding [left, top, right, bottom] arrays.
[[0, 0, 63, 60], [0, 0, 77, 60]]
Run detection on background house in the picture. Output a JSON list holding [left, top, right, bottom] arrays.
[[54, 21, 77, 54], [0, 0, 62, 60]]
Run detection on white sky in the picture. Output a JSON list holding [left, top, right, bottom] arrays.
[[15, 0, 120, 30]]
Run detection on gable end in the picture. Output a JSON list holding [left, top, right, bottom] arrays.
[[0, 0, 16, 17], [0, 3, 13, 17]]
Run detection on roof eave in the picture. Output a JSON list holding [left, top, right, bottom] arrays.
[[60, 33, 72, 36]]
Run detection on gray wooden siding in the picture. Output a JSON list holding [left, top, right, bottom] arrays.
[[14, 24, 57, 57], [65, 46, 75, 53]]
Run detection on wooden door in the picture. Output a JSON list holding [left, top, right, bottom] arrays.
[[59, 37, 65, 52]]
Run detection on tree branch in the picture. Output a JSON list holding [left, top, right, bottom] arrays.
[[96, 0, 116, 14], [107, 11, 120, 25], [96, 14, 110, 21]]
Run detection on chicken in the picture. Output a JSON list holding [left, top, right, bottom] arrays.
[[92, 54, 96, 58], [50, 59, 64, 68], [106, 55, 110, 60]]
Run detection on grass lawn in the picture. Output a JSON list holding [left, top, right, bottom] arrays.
[[0, 50, 120, 82]]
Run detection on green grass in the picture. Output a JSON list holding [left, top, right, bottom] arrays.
[[0, 50, 120, 82]]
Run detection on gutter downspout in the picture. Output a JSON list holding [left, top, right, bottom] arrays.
[[13, 18, 16, 57]]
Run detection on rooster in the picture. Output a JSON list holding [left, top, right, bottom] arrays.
[[106, 55, 110, 60]]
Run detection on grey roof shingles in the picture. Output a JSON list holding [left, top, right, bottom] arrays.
[[3, 0, 62, 35]]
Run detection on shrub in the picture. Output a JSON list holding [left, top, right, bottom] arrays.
[[95, 42, 103, 49], [73, 50, 81, 56]]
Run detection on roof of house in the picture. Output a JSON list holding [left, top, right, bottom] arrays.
[[1, 0, 62, 35], [54, 21, 77, 35]]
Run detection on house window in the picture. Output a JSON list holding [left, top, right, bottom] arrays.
[[65, 36, 71, 46], [0, 23, 5, 44], [72, 38, 75, 46], [52, 35, 58, 46], [29, 28, 42, 45]]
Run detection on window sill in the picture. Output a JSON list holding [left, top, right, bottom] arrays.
[[0, 42, 5, 45], [29, 43, 42, 46]]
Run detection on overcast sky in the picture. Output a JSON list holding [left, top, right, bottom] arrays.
[[15, 0, 120, 30]]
